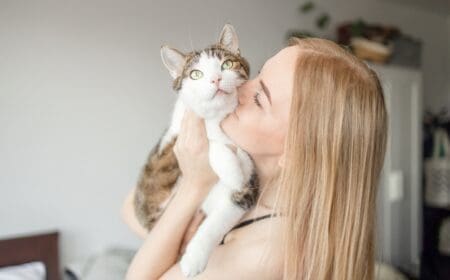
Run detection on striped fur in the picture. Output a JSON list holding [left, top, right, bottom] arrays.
[[231, 172, 260, 210], [172, 45, 250, 91], [134, 137, 180, 230]]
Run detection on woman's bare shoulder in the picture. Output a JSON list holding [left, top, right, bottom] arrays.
[[160, 219, 283, 279], [160, 240, 282, 279]]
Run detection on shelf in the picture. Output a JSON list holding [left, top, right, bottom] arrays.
[[422, 121, 449, 279], [423, 205, 450, 215], [422, 205, 450, 254]]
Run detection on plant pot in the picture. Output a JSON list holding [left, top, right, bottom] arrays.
[[350, 37, 393, 64]]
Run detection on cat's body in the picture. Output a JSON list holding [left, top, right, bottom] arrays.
[[134, 24, 259, 276]]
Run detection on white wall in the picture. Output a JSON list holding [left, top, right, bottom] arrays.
[[0, 0, 448, 267], [314, 0, 449, 112]]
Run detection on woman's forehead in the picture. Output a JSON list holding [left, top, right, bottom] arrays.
[[261, 46, 300, 104], [264, 46, 300, 71]]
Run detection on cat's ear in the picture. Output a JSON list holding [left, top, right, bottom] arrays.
[[160, 45, 187, 79], [218, 24, 240, 54]]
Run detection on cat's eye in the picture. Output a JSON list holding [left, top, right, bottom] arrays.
[[190, 69, 203, 80], [221, 60, 234, 70]]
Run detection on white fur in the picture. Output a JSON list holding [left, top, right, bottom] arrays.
[[161, 50, 253, 277], [159, 99, 185, 153]]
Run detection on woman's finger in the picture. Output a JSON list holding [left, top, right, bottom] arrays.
[[179, 109, 192, 137], [179, 110, 205, 146], [175, 109, 193, 153]]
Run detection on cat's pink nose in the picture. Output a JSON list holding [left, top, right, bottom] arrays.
[[211, 76, 222, 85]]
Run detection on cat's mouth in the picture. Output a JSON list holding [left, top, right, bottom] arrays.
[[211, 89, 230, 99]]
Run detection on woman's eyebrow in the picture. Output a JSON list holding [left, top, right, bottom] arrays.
[[259, 80, 272, 104]]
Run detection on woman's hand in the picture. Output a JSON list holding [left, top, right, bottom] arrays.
[[174, 109, 218, 189], [126, 110, 217, 279]]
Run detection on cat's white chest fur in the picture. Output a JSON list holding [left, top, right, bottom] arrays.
[[160, 93, 253, 276]]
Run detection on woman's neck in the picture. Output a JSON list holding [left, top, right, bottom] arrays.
[[252, 155, 280, 210]]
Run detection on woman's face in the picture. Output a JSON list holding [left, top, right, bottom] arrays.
[[221, 46, 300, 157]]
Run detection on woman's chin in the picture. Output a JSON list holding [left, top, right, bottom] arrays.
[[220, 112, 238, 138]]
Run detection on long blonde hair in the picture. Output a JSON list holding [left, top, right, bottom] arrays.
[[273, 37, 388, 280]]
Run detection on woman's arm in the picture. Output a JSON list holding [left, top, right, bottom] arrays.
[[126, 178, 210, 280], [160, 237, 284, 280], [121, 187, 148, 239], [121, 185, 206, 245], [126, 110, 217, 280]]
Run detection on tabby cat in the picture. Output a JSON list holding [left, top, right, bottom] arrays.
[[134, 24, 259, 277]]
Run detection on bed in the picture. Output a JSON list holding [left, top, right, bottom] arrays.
[[0, 231, 60, 280]]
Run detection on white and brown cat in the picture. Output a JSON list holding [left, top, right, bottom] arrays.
[[134, 24, 259, 277]]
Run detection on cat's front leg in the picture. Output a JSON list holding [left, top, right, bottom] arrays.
[[208, 142, 247, 190], [179, 194, 246, 277], [201, 180, 227, 215]]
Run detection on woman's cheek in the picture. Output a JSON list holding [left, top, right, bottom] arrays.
[[220, 114, 252, 151]]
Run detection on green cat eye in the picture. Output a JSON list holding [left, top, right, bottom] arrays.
[[190, 69, 203, 80], [221, 59, 233, 70]]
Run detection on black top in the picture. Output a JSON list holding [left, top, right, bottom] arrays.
[[219, 213, 278, 245]]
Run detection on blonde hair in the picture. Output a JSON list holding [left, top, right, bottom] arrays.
[[272, 37, 388, 280]]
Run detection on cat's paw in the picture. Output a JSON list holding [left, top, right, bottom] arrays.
[[179, 242, 209, 278]]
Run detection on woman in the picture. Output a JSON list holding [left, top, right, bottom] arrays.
[[122, 37, 388, 279]]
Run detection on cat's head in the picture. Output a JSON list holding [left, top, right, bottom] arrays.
[[160, 24, 250, 119]]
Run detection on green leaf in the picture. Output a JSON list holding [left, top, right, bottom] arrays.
[[316, 13, 330, 29], [300, 2, 315, 13], [350, 19, 367, 37]]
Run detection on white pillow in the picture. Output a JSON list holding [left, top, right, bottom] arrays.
[[0, 261, 46, 280], [64, 248, 135, 280]]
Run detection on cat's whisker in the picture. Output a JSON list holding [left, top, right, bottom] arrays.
[[188, 27, 195, 53]]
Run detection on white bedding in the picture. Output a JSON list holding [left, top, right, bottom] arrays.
[[64, 248, 135, 280], [0, 261, 46, 280]]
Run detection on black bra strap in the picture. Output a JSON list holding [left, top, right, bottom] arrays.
[[219, 213, 279, 245]]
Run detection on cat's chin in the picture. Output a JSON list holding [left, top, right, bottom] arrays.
[[194, 95, 238, 120]]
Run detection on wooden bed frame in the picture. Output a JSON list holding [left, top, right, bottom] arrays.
[[0, 231, 60, 280]]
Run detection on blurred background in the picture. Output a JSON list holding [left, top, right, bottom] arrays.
[[0, 0, 449, 279]]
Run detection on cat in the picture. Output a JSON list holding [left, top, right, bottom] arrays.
[[133, 24, 259, 277]]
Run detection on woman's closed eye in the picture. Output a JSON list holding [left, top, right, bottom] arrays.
[[253, 91, 262, 108]]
